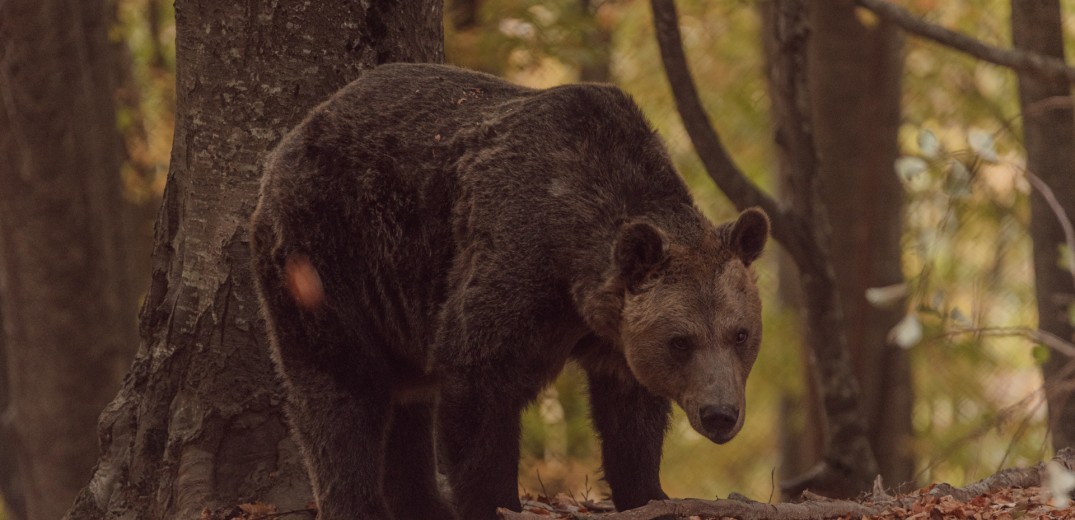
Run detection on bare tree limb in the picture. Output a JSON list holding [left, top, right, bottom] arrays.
[[856, 0, 1075, 83], [648, 0, 798, 255], [1025, 171, 1075, 290]]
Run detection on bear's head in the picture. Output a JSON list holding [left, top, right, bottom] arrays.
[[610, 207, 769, 444]]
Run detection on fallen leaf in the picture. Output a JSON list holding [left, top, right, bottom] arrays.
[[285, 254, 324, 310]]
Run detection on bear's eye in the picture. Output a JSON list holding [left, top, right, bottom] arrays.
[[669, 337, 692, 353], [734, 329, 749, 345]]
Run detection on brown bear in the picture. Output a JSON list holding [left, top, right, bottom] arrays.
[[250, 63, 769, 520]]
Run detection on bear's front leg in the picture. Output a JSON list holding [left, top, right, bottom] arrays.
[[584, 357, 672, 511], [436, 367, 533, 519]]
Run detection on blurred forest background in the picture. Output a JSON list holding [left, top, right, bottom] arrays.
[[3, 0, 1075, 519], [451, 0, 1061, 501]]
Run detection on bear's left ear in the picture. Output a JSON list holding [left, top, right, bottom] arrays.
[[727, 208, 769, 266]]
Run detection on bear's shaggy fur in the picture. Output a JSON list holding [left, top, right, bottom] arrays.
[[250, 63, 769, 520]]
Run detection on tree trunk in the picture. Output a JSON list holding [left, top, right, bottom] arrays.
[[63, 2, 443, 519], [578, 0, 612, 83], [1011, 0, 1075, 451], [808, 0, 912, 487], [0, 2, 137, 519], [0, 296, 27, 520], [449, 0, 481, 31], [759, 0, 880, 498]]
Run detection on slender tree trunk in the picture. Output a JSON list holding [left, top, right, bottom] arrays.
[[64, 2, 443, 519], [578, 0, 612, 83], [808, 0, 912, 487], [449, 0, 481, 31], [0, 2, 137, 519], [1011, 0, 1075, 451]]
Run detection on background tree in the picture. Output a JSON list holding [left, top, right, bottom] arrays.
[[0, 1, 138, 519], [653, 0, 880, 497], [1011, 0, 1075, 452], [0, 299, 26, 520], [64, 1, 443, 518], [777, 0, 913, 490]]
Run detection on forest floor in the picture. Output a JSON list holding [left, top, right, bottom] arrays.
[[203, 450, 1075, 520], [499, 449, 1075, 520], [503, 484, 1074, 519]]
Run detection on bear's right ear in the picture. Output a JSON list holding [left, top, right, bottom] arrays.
[[614, 221, 668, 293], [727, 207, 770, 266]]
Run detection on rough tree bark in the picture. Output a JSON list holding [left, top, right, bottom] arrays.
[[1011, 0, 1075, 451], [0, 298, 27, 520], [64, 2, 443, 519], [0, 2, 137, 519], [799, 0, 912, 487], [651, 0, 879, 497]]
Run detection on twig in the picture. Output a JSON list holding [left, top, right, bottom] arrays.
[[768, 467, 776, 504], [855, 0, 1075, 83], [931, 325, 1075, 359], [1025, 171, 1075, 289], [536, 469, 549, 500]]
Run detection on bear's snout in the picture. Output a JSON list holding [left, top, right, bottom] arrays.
[[699, 403, 740, 442]]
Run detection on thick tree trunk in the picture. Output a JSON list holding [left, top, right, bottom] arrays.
[[63, 2, 443, 519], [0, 297, 27, 520], [0, 2, 136, 520], [760, 0, 879, 498], [1011, 0, 1075, 451], [808, 0, 912, 487]]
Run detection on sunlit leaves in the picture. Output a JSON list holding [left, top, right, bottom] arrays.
[[945, 160, 972, 199], [889, 313, 924, 349], [896, 156, 930, 183], [866, 283, 909, 308], [1044, 460, 1075, 508], [1032, 344, 1051, 365], [968, 128, 999, 163], [918, 128, 941, 159]]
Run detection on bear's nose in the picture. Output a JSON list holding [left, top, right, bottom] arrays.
[[700, 404, 739, 438]]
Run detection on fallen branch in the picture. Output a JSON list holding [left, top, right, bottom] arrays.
[[855, 0, 1075, 83]]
